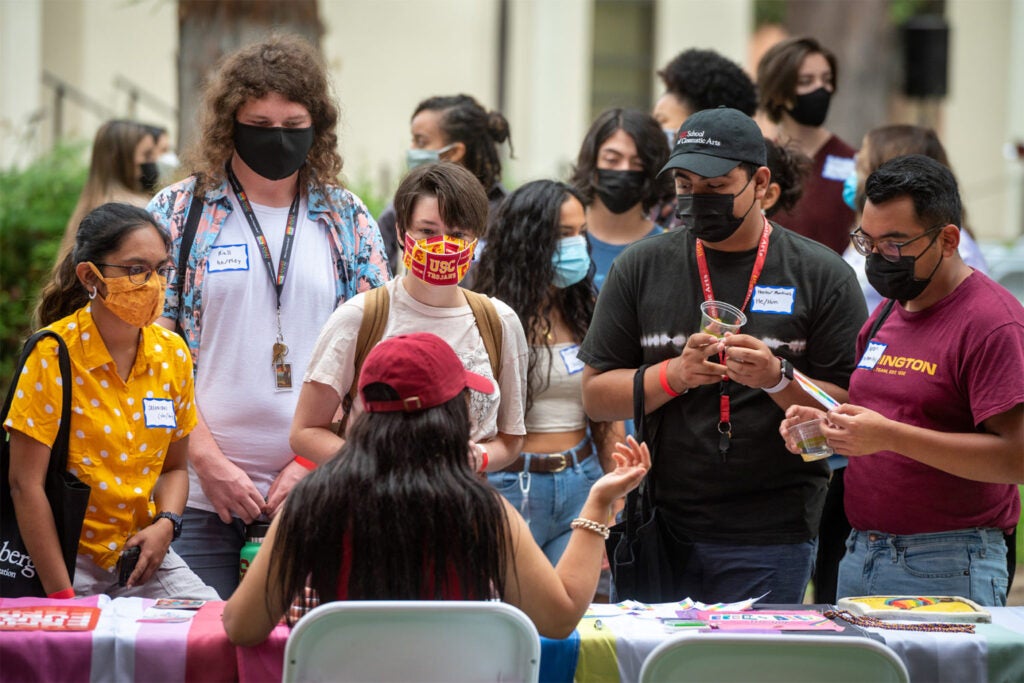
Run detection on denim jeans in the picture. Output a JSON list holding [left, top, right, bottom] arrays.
[[171, 507, 247, 600], [488, 438, 604, 565], [678, 538, 817, 604], [837, 528, 1009, 607]]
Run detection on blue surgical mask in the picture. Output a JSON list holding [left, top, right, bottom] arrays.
[[406, 143, 454, 171], [552, 235, 591, 288], [842, 171, 859, 211], [663, 128, 677, 147]]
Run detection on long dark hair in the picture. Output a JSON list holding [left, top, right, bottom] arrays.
[[413, 94, 512, 194], [569, 108, 670, 212], [269, 388, 510, 623], [473, 180, 594, 413], [36, 203, 168, 327]]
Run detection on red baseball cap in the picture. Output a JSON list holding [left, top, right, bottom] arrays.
[[359, 333, 495, 413]]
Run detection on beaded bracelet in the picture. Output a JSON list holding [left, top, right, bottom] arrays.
[[571, 517, 611, 539], [824, 609, 976, 634]]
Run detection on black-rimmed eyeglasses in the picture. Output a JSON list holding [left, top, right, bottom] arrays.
[[94, 263, 176, 285], [849, 226, 943, 263]]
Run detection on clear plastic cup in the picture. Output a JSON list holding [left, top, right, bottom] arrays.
[[700, 300, 747, 337], [792, 419, 834, 462]]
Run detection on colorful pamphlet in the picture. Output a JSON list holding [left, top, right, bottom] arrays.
[[837, 596, 992, 623], [0, 605, 102, 631]]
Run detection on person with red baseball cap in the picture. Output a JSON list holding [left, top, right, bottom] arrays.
[[223, 333, 650, 644]]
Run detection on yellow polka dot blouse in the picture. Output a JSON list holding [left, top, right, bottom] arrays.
[[3, 307, 197, 570]]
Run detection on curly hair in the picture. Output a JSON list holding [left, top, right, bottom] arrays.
[[413, 94, 512, 194], [569, 108, 671, 212], [657, 49, 757, 116], [472, 180, 594, 412], [757, 36, 838, 123], [183, 33, 342, 195], [764, 140, 811, 218]]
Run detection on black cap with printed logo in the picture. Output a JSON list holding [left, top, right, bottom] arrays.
[[659, 106, 767, 178]]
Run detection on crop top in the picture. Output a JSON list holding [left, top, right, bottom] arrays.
[[524, 343, 588, 433]]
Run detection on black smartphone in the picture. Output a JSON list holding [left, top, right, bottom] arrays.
[[117, 546, 141, 587]]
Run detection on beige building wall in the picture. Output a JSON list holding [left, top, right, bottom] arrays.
[[1, 0, 44, 168], [945, 0, 1022, 241]]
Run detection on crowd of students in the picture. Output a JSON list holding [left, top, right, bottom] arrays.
[[5, 32, 1022, 644]]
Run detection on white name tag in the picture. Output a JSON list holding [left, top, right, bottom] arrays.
[[560, 345, 585, 375], [822, 155, 856, 182], [858, 341, 887, 370], [207, 244, 249, 273], [142, 398, 177, 429], [750, 286, 795, 314]]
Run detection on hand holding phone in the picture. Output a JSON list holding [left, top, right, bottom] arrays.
[[117, 546, 141, 587]]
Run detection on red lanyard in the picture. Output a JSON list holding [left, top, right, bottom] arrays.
[[694, 216, 772, 460]]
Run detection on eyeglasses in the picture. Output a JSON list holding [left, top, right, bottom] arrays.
[[94, 263, 176, 285], [849, 225, 943, 263]]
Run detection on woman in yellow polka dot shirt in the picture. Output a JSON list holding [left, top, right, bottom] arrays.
[[4, 203, 217, 599]]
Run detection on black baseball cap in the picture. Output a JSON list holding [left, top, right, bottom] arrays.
[[659, 107, 767, 178]]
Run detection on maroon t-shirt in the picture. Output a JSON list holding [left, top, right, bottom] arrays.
[[844, 272, 1024, 534], [772, 135, 856, 254]]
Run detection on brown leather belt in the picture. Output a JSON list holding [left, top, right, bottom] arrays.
[[501, 441, 593, 474]]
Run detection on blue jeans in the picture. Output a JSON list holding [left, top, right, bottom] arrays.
[[838, 528, 1009, 606], [171, 507, 247, 600], [488, 438, 604, 565], [679, 539, 817, 604]]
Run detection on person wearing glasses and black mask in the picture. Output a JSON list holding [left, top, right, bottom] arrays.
[[782, 154, 1024, 606]]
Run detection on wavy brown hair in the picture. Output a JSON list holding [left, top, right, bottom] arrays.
[[183, 33, 342, 195], [757, 36, 838, 124]]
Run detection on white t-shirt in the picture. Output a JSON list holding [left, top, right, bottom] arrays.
[[304, 277, 528, 441], [191, 195, 336, 510]]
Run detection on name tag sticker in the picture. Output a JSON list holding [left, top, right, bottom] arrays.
[[207, 244, 249, 273], [858, 341, 887, 370], [750, 286, 795, 314], [560, 345, 585, 375], [142, 398, 177, 429], [822, 155, 856, 182]]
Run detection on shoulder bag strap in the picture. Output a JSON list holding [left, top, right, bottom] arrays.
[[462, 288, 503, 382], [625, 364, 655, 536], [867, 298, 897, 340], [1, 331, 73, 473]]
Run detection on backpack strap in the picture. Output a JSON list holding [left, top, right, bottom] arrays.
[[337, 286, 391, 433], [867, 298, 897, 340], [462, 288, 503, 382], [173, 186, 204, 339]]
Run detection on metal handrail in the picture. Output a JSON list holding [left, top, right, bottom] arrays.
[[113, 74, 177, 120]]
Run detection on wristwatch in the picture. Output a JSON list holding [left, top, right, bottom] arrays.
[[154, 511, 183, 541], [764, 356, 794, 394]]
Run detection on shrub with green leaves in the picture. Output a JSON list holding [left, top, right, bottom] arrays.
[[0, 143, 87, 394]]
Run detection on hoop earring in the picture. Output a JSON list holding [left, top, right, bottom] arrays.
[[88, 286, 98, 300]]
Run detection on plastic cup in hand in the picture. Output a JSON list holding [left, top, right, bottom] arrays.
[[792, 419, 834, 462], [700, 300, 747, 337]]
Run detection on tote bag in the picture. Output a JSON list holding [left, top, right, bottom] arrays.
[[605, 364, 690, 602], [0, 330, 91, 596]]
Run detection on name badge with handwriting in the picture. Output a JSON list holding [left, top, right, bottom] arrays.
[[142, 398, 177, 429], [207, 245, 249, 273], [750, 286, 795, 314], [858, 342, 887, 370], [560, 345, 585, 375]]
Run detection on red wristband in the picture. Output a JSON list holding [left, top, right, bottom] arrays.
[[293, 455, 317, 471], [477, 447, 489, 473], [47, 588, 75, 599], [659, 360, 683, 398]]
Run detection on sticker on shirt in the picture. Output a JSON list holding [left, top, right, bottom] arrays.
[[750, 286, 795, 314], [822, 155, 856, 182], [142, 398, 177, 429], [857, 341, 887, 370], [206, 244, 249, 273], [560, 345, 585, 375]]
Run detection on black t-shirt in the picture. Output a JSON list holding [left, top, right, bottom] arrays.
[[578, 224, 867, 544]]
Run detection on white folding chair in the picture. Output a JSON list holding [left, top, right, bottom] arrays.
[[281, 600, 541, 683], [639, 632, 909, 683]]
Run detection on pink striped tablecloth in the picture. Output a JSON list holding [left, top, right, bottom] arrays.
[[0, 596, 289, 682]]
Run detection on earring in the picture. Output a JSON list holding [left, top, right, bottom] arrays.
[[88, 286, 98, 300]]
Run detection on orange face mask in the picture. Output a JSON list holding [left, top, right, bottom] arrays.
[[88, 263, 166, 329], [402, 234, 477, 286]]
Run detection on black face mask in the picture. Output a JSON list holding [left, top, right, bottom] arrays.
[[233, 122, 314, 180], [787, 87, 832, 127], [139, 162, 159, 192], [594, 169, 647, 214], [675, 175, 755, 243], [865, 250, 943, 302]]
